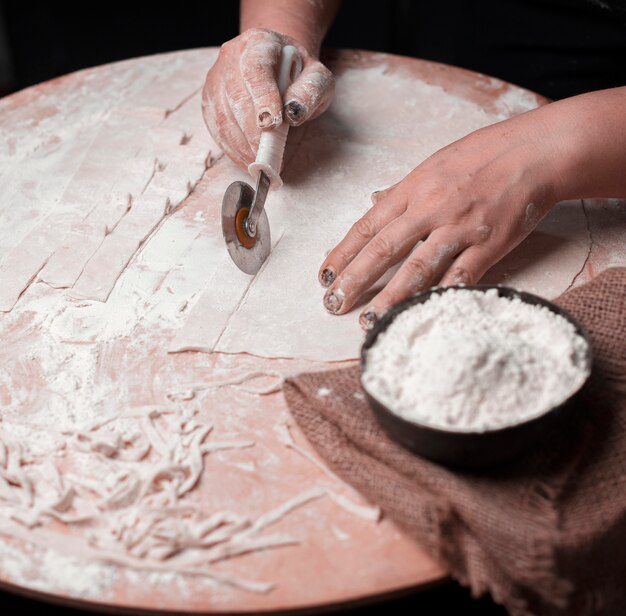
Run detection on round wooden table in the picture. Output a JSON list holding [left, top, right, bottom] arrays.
[[0, 48, 624, 614]]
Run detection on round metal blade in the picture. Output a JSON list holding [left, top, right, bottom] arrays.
[[221, 180, 271, 275]]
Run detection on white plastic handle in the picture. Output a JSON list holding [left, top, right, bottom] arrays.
[[248, 45, 302, 189]]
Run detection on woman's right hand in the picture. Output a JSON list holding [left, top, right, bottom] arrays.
[[202, 28, 334, 170]]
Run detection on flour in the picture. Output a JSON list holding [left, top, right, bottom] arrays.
[[1, 47, 623, 609], [362, 289, 590, 432], [0, 537, 118, 598], [0, 392, 327, 594]]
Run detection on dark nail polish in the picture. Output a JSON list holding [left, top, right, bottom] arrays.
[[320, 267, 335, 287], [285, 100, 306, 123], [258, 109, 273, 128], [324, 290, 344, 314], [360, 310, 378, 330]]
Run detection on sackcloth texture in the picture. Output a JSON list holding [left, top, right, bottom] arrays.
[[283, 267, 626, 616]]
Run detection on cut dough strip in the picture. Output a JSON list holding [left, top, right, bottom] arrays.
[[276, 423, 382, 522]]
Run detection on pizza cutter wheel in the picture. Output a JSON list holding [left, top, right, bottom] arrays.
[[221, 174, 271, 275], [220, 45, 301, 275]]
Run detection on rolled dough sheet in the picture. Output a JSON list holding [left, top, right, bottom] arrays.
[[2, 58, 598, 362], [170, 65, 546, 361]]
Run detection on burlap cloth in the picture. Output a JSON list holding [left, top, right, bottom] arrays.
[[283, 267, 626, 616]]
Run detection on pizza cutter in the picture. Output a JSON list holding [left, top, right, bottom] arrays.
[[221, 45, 302, 274]]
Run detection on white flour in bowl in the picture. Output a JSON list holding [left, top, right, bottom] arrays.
[[361, 288, 590, 432]]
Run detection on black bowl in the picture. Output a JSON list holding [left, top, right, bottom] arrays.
[[360, 285, 593, 469]]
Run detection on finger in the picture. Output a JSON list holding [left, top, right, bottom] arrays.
[[358, 229, 465, 328], [322, 216, 428, 315], [439, 243, 499, 286], [202, 84, 255, 169], [240, 34, 283, 129], [224, 68, 261, 154], [318, 194, 407, 288], [283, 61, 334, 126], [216, 86, 256, 167]]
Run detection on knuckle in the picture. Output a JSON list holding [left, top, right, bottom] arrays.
[[295, 67, 334, 100], [351, 217, 377, 242], [220, 38, 235, 53], [448, 267, 473, 285], [240, 56, 266, 80], [242, 27, 273, 42], [403, 258, 431, 287], [474, 222, 493, 242], [364, 235, 394, 260], [313, 67, 334, 94], [241, 47, 278, 76], [312, 62, 335, 88]]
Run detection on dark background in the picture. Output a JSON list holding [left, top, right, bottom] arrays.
[[0, 578, 508, 616], [0, 0, 623, 613], [0, 0, 625, 99]]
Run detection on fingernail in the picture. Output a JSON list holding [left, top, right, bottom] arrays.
[[285, 100, 307, 123], [359, 309, 378, 330], [258, 109, 273, 128], [370, 190, 380, 204], [319, 267, 335, 287], [324, 289, 344, 314]]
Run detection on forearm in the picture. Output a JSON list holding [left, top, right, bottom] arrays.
[[543, 87, 626, 200], [240, 0, 341, 56]]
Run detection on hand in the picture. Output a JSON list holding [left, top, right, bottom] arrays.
[[202, 28, 334, 169], [318, 111, 561, 329]]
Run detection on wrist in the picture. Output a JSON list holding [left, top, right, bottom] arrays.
[[523, 105, 572, 208], [535, 88, 626, 201], [537, 100, 593, 203], [500, 107, 565, 213]]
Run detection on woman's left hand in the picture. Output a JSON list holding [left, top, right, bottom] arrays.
[[318, 109, 562, 329]]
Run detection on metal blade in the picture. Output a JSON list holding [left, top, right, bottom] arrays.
[[221, 180, 271, 275]]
